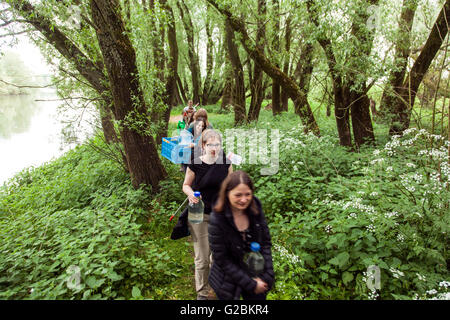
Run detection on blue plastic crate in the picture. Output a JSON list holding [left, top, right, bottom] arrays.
[[161, 136, 192, 164]]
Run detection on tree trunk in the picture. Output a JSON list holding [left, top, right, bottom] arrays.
[[90, 0, 167, 190], [271, 0, 281, 116], [307, 0, 375, 146], [333, 82, 353, 148], [281, 15, 292, 112], [156, 0, 179, 143], [380, 0, 418, 118], [389, 0, 450, 135], [248, 0, 266, 122], [202, 9, 214, 105], [225, 18, 246, 125], [177, 74, 188, 105], [293, 42, 314, 117], [177, 0, 201, 104], [347, 2, 376, 146], [349, 87, 375, 148]]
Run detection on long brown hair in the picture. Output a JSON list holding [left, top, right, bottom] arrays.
[[193, 108, 210, 127], [213, 170, 258, 215]]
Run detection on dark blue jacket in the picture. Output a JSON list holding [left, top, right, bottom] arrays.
[[208, 196, 275, 300]]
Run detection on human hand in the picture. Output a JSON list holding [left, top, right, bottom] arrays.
[[188, 193, 200, 204], [253, 277, 268, 294]]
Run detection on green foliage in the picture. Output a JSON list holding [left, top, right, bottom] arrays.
[[240, 123, 450, 300], [0, 138, 187, 300]]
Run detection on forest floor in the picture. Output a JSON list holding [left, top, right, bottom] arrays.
[[169, 115, 183, 123]]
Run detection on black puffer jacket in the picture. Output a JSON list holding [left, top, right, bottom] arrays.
[[208, 196, 275, 300]]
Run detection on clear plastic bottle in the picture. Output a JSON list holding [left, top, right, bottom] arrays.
[[188, 191, 204, 224], [243, 242, 265, 276], [179, 129, 193, 145]]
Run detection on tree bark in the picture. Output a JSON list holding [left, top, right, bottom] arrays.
[[271, 0, 281, 115], [293, 42, 314, 117], [389, 0, 450, 135], [281, 15, 292, 112], [307, 0, 375, 147], [156, 0, 179, 143], [201, 9, 214, 105], [248, 0, 266, 122], [224, 18, 247, 124], [90, 0, 166, 190], [177, 0, 201, 104], [348, 4, 376, 147], [380, 0, 418, 118]]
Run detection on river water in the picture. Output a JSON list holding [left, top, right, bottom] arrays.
[[0, 89, 95, 185]]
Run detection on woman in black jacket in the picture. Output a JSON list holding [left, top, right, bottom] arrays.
[[208, 170, 275, 300]]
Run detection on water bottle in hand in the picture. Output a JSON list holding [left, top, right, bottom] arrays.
[[243, 242, 265, 276], [188, 191, 204, 224]]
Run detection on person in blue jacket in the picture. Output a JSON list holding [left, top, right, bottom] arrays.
[[208, 170, 275, 300]]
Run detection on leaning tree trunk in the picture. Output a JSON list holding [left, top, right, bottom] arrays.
[[201, 9, 214, 105], [389, 0, 450, 135], [225, 18, 247, 125], [248, 0, 266, 122], [177, 0, 201, 104], [90, 0, 167, 190], [293, 42, 314, 117]]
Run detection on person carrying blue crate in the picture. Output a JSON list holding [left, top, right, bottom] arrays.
[[180, 109, 213, 173]]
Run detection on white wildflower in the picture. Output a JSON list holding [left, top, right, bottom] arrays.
[[416, 273, 426, 281], [389, 268, 404, 279], [426, 289, 438, 295]]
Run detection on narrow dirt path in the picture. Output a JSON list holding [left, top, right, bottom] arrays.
[[169, 115, 183, 123]]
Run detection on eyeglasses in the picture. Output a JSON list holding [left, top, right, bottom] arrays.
[[206, 143, 221, 148]]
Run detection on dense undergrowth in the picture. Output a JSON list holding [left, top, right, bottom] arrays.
[[1, 101, 449, 300]]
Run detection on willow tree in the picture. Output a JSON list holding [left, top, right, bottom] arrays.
[[90, 0, 167, 189], [388, 0, 450, 135], [307, 0, 377, 148], [4, 0, 168, 189], [206, 0, 320, 135]]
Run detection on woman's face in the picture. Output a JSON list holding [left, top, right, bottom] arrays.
[[194, 121, 205, 135], [228, 183, 253, 211], [203, 137, 221, 157]]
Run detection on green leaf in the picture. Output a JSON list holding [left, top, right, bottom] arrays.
[[329, 252, 350, 269], [342, 271, 354, 285], [132, 286, 141, 298]]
